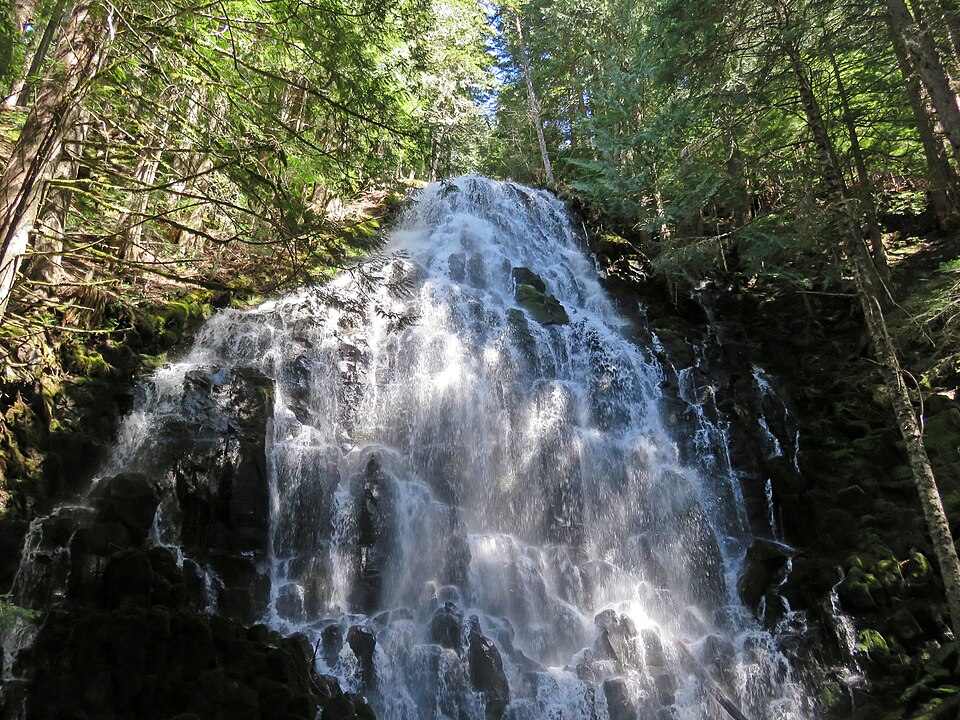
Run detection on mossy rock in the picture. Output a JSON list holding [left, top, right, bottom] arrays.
[[515, 284, 569, 326], [818, 681, 847, 713], [511, 266, 546, 293], [857, 629, 890, 657]]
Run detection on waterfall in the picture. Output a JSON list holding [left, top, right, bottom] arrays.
[[30, 177, 814, 719]]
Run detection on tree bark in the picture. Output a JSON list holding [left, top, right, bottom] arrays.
[[0, 0, 105, 323], [513, 12, 555, 187], [25, 118, 85, 286], [888, 10, 959, 226], [4, 0, 41, 105], [887, 0, 960, 160], [14, 0, 70, 107], [938, 0, 960, 63]]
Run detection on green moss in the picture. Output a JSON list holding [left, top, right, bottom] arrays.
[[818, 682, 845, 711], [904, 551, 933, 585], [857, 629, 890, 656], [61, 344, 113, 379], [515, 284, 569, 325]]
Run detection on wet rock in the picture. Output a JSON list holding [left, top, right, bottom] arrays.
[[467, 616, 510, 720], [511, 266, 547, 293], [103, 549, 154, 609], [738, 538, 792, 613], [515, 284, 569, 326], [641, 628, 665, 667], [352, 454, 394, 612], [602, 678, 637, 720], [467, 254, 487, 287], [322, 623, 344, 667], [594, 610, 638, 665], [654, 672, 677, 706], [701, 634, 736, 689], [429, 601, 464, 652], [90, 472, 160, 541], [347, 625, 377, 689], [0, 519, 29, 590], [444, 534, 472, 587], [838, 575, 877, 612], [448, 253, 466, 282]]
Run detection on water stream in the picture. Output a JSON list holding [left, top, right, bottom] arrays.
[[33, 177, 815, 719]]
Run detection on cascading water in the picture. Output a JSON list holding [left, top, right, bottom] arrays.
[[47, 177, 815, 719]]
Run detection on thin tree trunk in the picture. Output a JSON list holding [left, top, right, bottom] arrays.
[[0, 0, 105, 324], [513, 13, 555, 187], [4, 0, 40, 105], [887, 0, 960, 159], [888, 15, 957, 222], [844, 225, 960, 644], [938, 0, 960, 62], [116, 117, 169, 262], [785, 19, 960, 642], [828, 49, 893, 293], [25, 118, 85, 286], [14, 0, 70, 107], [889, 13, 959, 225]]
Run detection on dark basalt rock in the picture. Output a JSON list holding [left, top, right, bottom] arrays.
[[346, 625, 377, 690], [511, 266, 547, 293], [653, 672, 677, 706], [89, 472, 161, 542], [602, 677, 637, 720], [641, 628, 665, 667], [352, 454, 395, 613], [467, 616, 510, 720], [9, 522, 367, 720], [428, 601, 464, 653], [322, 623, 345, 667], [738, 538, 792, 616], [515, 284, 569, 326], [700, 634, 736, 690], [594, 609, 638, 666]]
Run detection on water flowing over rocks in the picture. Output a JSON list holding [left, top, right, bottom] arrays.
[[2, 176, 827, 719]]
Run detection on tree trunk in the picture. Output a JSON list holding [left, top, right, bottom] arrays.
[[888, 13, 959, 226], [829, 49, 893, 294], [14, 0, 70, 107], [938, 0, 960, 63], [116, 116, 170, 262], [513, 13, 555, 187], [25, 118, 85, 286], [0, 0, 105, 324], [785, 18, 960, 642], [887, 0, 960, 160], [4, 0, 40, 105]]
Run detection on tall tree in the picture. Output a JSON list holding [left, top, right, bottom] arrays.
[[0, 0, 104, 321]]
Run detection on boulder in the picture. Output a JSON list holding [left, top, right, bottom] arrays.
[[352, 454, 394, 612], [346, 625, 377, 689], [511, 266, 547, 293], [602, 678, 637, 720], [594, 610, 638, 665], [738, 538, 792, 613], [428, 601, 463, 652], [90, 473, 160, 541], [515, 284, 569, 326], [467, 616, 510, 720]]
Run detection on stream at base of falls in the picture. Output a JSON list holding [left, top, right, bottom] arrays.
[[14, 176, 818, 719]]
